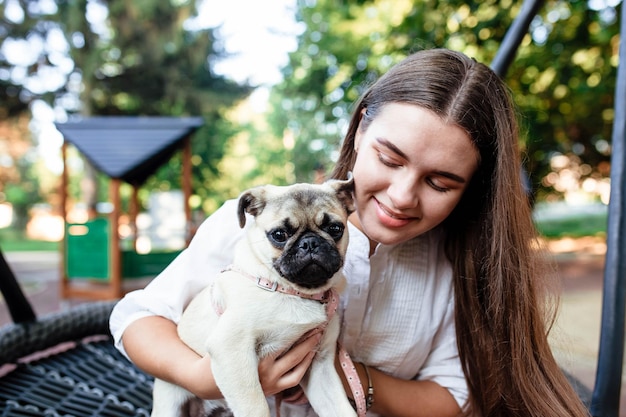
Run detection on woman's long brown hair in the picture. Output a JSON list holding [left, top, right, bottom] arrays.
[[331, 49, 590, 417]]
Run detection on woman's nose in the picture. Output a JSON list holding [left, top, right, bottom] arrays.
[[387, 176, 419, 210]]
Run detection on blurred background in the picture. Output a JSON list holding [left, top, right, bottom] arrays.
[[0, 0, 617, 247], [0, 0, 622, 410]]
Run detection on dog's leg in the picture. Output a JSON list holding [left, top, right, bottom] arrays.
[[301, 318, 358, 417], [205, 314, 271, 417], [151, 378, 196, 417]]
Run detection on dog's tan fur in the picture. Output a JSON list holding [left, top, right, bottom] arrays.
[[151, 179, 357, 417]]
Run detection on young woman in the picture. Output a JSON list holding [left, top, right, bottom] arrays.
[[110, 48, 590, 417]]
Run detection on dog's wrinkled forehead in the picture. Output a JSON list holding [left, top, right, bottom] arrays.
[[264, 188, 346, 228], [237, 178, 354, 229]]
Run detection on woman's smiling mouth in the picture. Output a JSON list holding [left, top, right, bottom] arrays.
[[374, 198, 417, 228]]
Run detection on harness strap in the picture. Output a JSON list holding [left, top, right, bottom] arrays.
[[222, 265, 333, 302], [213, 267, 359, 416]]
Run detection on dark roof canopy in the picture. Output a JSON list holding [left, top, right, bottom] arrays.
[[55, 116, 203, 185]]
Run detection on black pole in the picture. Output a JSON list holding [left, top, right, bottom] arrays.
[[0, 249, 36, 323], [490, 0, 545, 77], [590, 2, 626, 416]]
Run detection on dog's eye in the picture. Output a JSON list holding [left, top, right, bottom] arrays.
[[326, 223, 344, 241], [268, 229, 289, 245]]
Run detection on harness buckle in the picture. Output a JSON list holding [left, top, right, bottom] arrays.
[[257, 277, 279, 292]]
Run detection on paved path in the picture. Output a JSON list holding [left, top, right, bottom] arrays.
[[1, 245, 624, 415], [0, 251, 89, 322]]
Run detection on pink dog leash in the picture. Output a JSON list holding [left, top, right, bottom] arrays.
[[338, 345, 368, 416]]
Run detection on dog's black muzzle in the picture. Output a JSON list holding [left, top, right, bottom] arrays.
[[275, 232, 343, 289]]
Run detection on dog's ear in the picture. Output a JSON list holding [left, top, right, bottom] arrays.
[[237, 187, 267, 228], [326, 174, 355, 215]]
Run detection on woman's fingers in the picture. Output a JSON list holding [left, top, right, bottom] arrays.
[[258, 331, 322, 396], [282, 386, 308, 404], [276, 351, 317, 391]]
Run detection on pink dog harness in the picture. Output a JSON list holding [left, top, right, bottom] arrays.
[[217, 265, 338, 314], [216, 266, 367, 417]]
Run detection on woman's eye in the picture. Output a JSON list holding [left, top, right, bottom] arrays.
[[378, 153, 401, 168], [427, 178, 450, 193]]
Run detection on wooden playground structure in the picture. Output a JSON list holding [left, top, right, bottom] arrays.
[[55, 116, 203, 300]]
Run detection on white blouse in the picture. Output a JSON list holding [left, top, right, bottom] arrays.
[[109, 199, 469, 414]]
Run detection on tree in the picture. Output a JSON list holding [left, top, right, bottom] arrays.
[[0, 112, 40, 229], [267, 0, 519, 182], [70, 1, 253, 207], [0, 0, 252, 219], [266, 0, 619, 201], [505, 0, 618, 201]]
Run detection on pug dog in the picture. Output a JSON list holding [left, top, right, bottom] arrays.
[[151, 178, 357, 417]]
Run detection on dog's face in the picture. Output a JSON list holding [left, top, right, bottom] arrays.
[[237, 178, 354, 292]]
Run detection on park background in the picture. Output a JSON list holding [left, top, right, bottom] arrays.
[[0, 0, 618, 241], [0, 0, 622, 412]]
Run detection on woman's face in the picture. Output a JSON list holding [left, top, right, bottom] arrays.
[[351, 102, 479, 250]]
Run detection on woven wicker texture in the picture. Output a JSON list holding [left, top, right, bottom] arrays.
[[0, 338, 154, 416], [0, 302, 116, 365], [0, 301, 154, 416]]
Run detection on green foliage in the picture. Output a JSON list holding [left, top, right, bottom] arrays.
[[3, 157, 43, 230], [506, 0, 618, 200], [67, 1, 253, 207], [0, 228, 58, 252], [534, 210, 607, 238], [0, 0, 621, 220], [268, 0, 521, 182], [1, 0, 252, 216], [266, 0, 619, 199]]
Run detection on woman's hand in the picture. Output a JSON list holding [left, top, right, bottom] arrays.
[[257, 331, 322, 397], [123, 316, 322, 401], [122, 316, 222, 399]]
